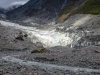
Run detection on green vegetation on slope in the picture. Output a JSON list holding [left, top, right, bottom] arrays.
[[56, 0, 100, 22], [76, 0, 100, 14]]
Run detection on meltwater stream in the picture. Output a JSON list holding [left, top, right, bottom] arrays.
[[0, 20, 81, 48], [2, 56, 100, 73]]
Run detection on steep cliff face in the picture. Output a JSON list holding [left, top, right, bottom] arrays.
[[7, 0, 67, 24]]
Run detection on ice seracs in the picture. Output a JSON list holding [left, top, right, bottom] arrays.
[[0, 20, 80, 48]]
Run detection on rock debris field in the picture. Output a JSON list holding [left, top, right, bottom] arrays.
[[0, 23, 100, 75]]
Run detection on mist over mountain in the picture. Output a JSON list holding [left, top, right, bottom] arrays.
[[0, 0, 29, 9], [0, 4, 22, 19], [0, 4, 22, 13]]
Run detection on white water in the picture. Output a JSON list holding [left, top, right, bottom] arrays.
[[0, 20, 81, 48], [2, 56, 100, 73]]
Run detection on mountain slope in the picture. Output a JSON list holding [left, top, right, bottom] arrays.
[[0, 8, 5, 14], [7, 0, 67, 24], [7, 0, 100, 24], [4, 4, 22, 13], [56, 0, 85, 22], [75, 0, 100, 14], [0, 8, 6, 19], [56, 0, 100, 22]]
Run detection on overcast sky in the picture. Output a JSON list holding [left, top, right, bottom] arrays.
[[0, 0, 29, 9]]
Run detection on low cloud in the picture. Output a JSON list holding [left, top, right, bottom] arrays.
[[0, 0, 29, 9]]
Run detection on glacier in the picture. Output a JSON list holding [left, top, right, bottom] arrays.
[[0, 14, 100, 48], [0, 20, 81, 48]]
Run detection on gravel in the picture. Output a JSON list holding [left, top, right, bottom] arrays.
[[0, 22, 100, 75]]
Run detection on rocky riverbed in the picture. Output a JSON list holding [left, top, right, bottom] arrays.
[[0, 23, 100, 75]]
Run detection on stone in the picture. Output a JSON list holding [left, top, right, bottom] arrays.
[[34, 73, 38, 75], [31, 48, 46, 53], [29, 72, 34, 75], [0, 71, 3, 75], [94, 50, 100, 53]]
